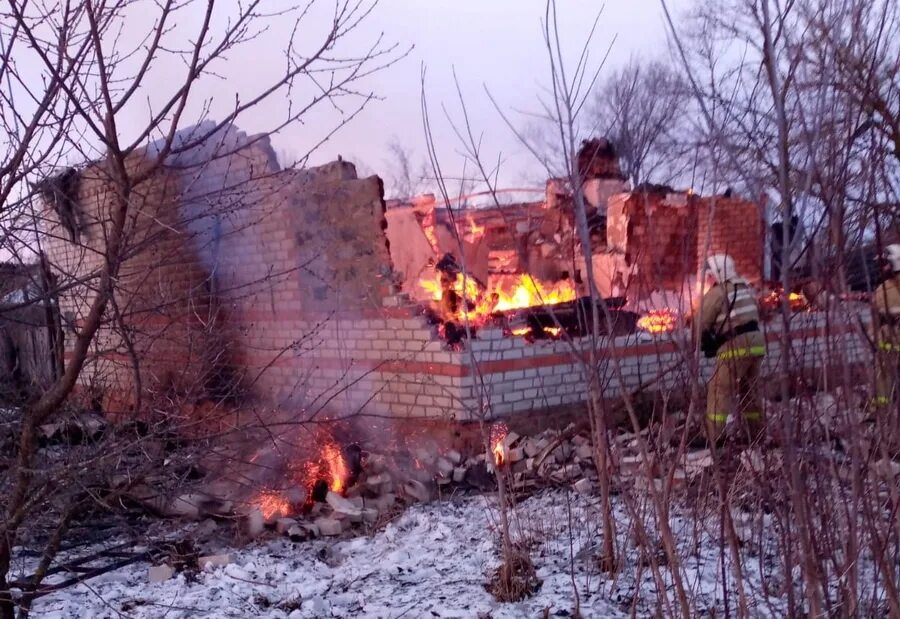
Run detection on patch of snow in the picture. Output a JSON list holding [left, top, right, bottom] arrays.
[[30, 485, 888, 618]]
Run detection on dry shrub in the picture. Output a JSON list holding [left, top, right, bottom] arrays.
[[488, 546, 541, 602]]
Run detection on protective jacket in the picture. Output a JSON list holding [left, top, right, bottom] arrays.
[[872, 274, 900, 409], [873, 275, 900, 349], [698, 281, 765, 359]]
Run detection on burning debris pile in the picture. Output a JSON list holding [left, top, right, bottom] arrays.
[[418, 253, 640, 345], [226, 422, 716, 546], [759, 287, 810, 315]]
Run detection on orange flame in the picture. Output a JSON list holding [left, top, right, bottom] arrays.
[[761, 289, 807, 312], [637, 309, 677, 334], [491, 275, 576, 313], [510, 325, 563, 338], [294, 440, 349, 496], [493, 441, 505, 466], [323, 443, 348, 493], [420, 271, 576, 330], [256, 491, 290, 520], [490, 423, 508, 467]]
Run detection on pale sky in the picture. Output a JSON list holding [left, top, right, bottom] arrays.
[[301, 1, 688, 191], [136, 1, 689, 195]]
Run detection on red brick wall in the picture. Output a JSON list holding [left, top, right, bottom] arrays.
[[606, 191, 698, 295], [44, 152, 225, 412], [697, 197, 764, 284]]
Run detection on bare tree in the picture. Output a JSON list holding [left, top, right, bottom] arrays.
[[384, 138, 430, 198], [591, 58, 692, 187], [662, 0, 900, 615], [0, 2, 401, 616]]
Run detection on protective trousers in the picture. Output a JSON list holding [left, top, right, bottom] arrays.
[[874, 337, 898, 410], [706, 337, 765, 440]]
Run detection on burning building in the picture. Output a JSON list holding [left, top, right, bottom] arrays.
[[40, 126, 870, 427]]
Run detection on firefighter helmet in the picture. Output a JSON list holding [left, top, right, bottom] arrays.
[[706, 254, 738, 284]]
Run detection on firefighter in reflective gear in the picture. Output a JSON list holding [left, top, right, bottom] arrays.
[[697, 254, 767, 442], [872, 244, 900, 411]]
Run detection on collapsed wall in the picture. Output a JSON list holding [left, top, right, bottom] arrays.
[[42, 123, 397, 417], [601, 190, 700, 296], [43, 150, 226, 412]]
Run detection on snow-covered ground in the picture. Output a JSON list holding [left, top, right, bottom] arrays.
[[30, 487, 799, 619], [15, 392, 893, 618]]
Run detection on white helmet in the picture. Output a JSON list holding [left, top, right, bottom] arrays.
[[886, 244, 900, 273], [706, 254, 737, 284]]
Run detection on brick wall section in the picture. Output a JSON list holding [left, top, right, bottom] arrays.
[[44, 152, 226, 410], [44, 124, 397, 414], [605, 191, 699, 296], [273, 305, 872, 422], [697, 197, 764, 284]]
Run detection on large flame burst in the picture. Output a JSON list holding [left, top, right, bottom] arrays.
[[420, 272, 576, 327], [637, 309, 677, 334]]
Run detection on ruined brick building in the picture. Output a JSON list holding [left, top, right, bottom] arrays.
[[40, 125, 867, 423]]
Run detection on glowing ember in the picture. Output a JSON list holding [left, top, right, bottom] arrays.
[[490, 422, 508, 467], [637, 309, 677, 334], [256, 491, 290, 520], [509, 325, 564, 338], [761, 289, 808, 312], [420, 271, 576, 330]]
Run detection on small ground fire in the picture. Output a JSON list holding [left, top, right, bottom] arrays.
[[256, 491, 291, 521], [491, 423, 509, 467], [250, 438, 357, 519]]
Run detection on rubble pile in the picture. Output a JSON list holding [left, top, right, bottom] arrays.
[[214, 423, 722, 545]]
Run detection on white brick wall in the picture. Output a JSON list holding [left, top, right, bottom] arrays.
[[231, 305, 875, 422]]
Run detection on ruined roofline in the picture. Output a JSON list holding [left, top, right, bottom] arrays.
[[385, 188, 546, 211], [33, 121, 281, 188]]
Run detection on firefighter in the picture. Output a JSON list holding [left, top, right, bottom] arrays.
[[697, 254, 767, 444], [872, 243, 900, 412]]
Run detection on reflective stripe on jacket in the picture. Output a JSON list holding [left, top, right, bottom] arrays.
[[698, 280, 765, 360], [716, 282, 759, 330], [717, 331, 766, 359]]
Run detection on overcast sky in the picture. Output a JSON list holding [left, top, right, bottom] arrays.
[[18, 1, 690, 195], [219, 1, 691, 194]]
